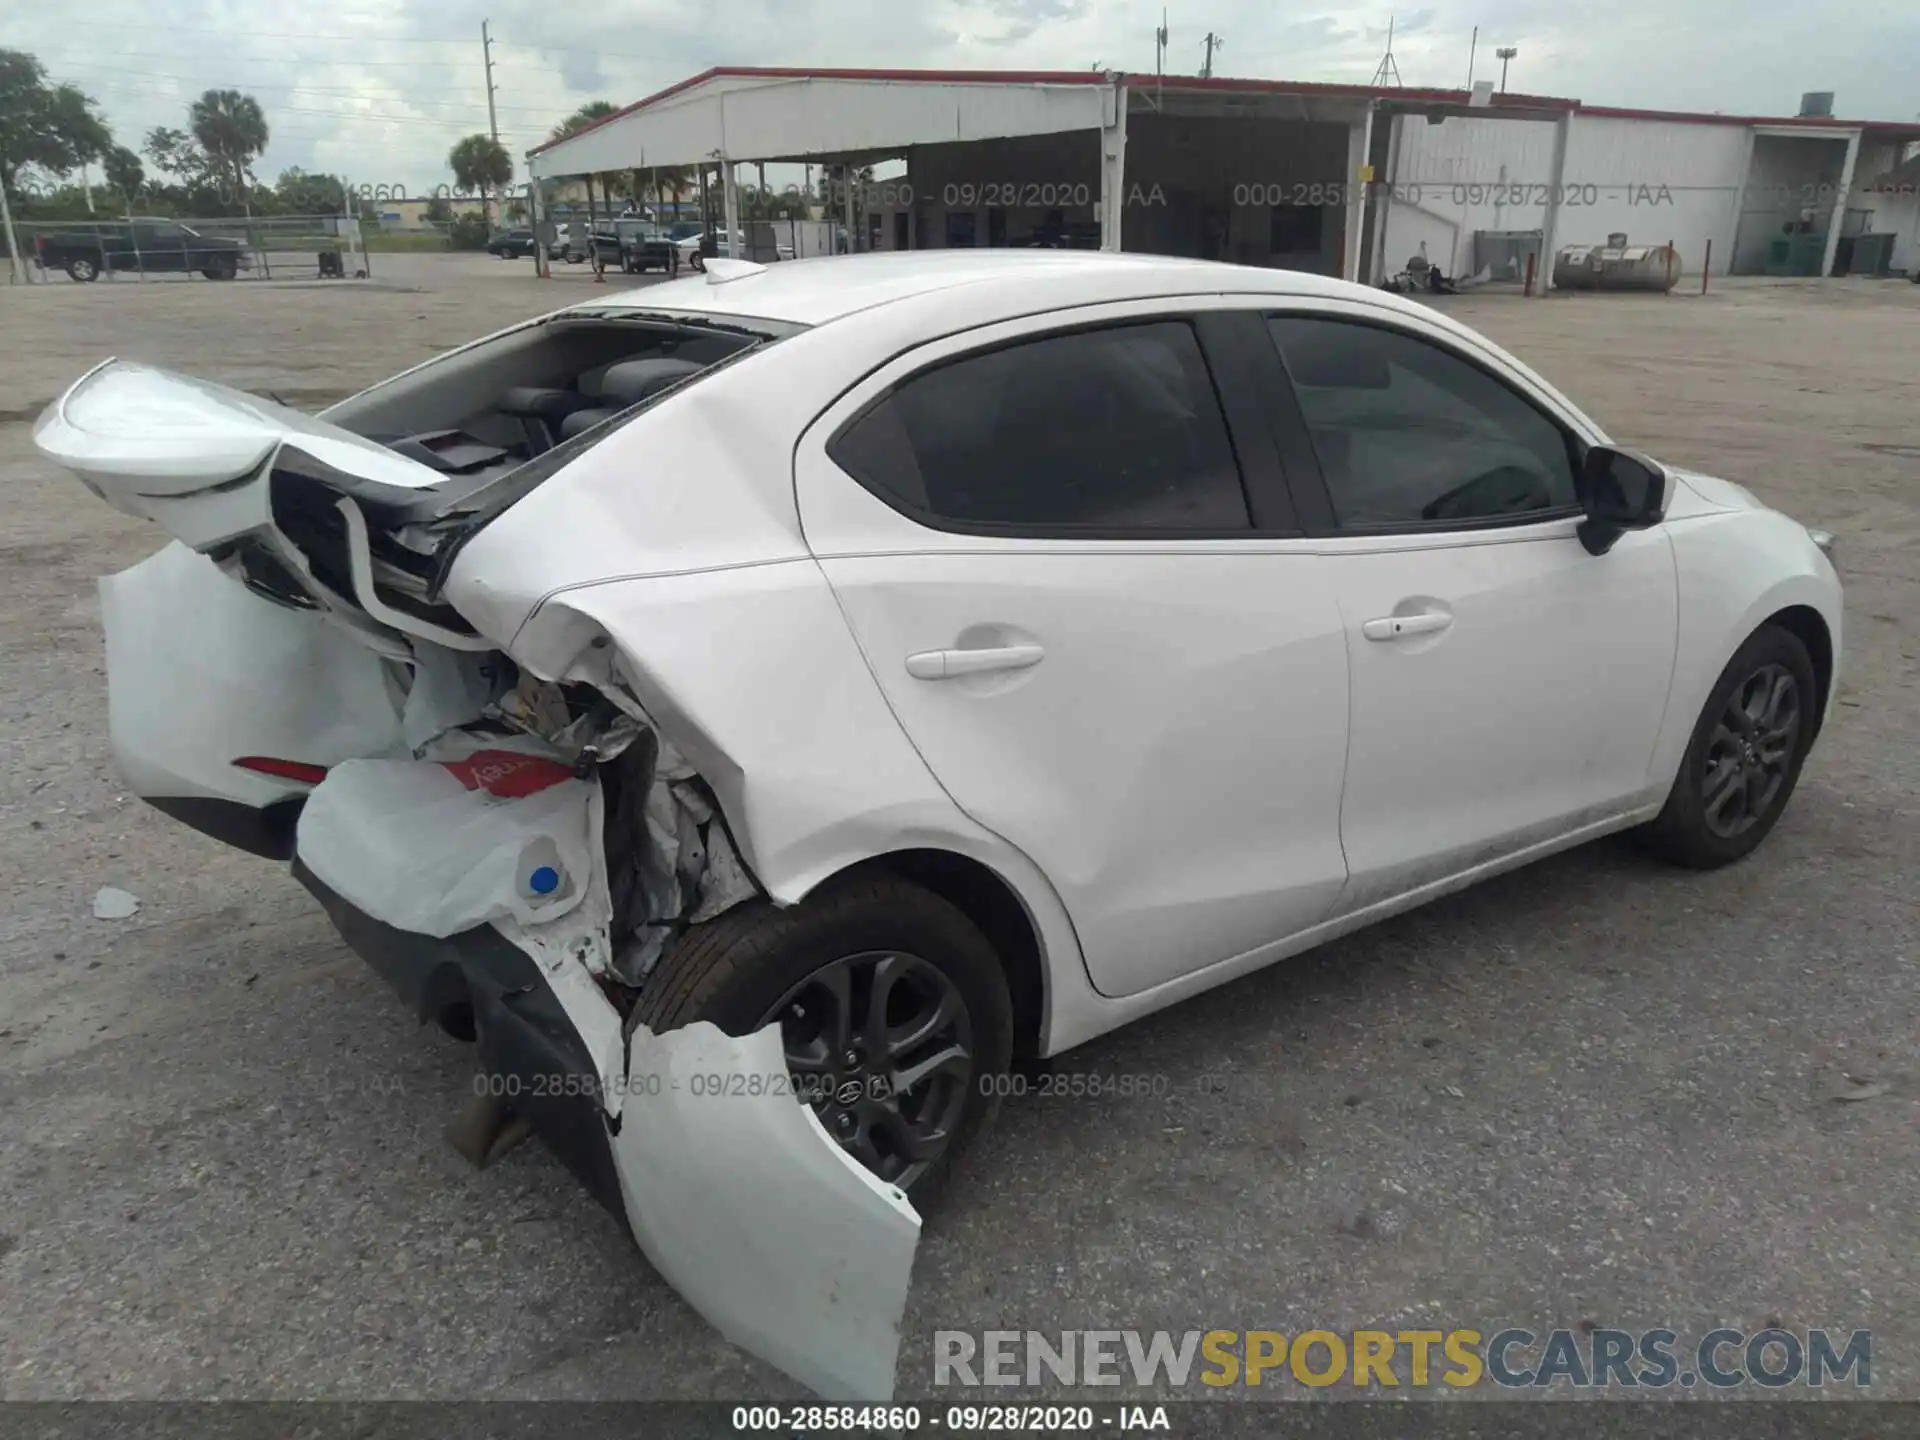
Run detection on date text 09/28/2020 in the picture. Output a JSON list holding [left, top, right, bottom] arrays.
[[731, 1405, 1168, 1433], [471, 1070, 1195, 1102]]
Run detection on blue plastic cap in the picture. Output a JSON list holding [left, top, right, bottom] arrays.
[[528, 865, 562, 895]]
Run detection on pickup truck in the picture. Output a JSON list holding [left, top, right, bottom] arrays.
[[34, 220, 252, 282]]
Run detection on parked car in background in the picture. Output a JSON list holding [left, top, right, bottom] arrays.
[[675, 227, 794, 271], [33, 220, 251, 281], [485, 229, 541, 259], [616, 222, 681, 274]]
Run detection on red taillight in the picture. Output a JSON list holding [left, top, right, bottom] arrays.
[[232, 757, 330, 784]]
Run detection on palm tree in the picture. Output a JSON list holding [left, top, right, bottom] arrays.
[[189, 89, 268, 208], [653, 165, 694, 221], [547, 100, 620, 233], [448, 133, 513, 228], [102, 146, 144, 204], [548, 100, 619, 145]]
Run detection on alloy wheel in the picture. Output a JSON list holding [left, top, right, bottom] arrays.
[[758, 950, 974, 1188], [1701, 663, 1801, 839]]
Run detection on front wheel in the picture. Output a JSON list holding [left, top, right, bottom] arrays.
[[202, 262, 237, 280], [629, 875, 1013, 1208], [1636, 623, 1819, 868]]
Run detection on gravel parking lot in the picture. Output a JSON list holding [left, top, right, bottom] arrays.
[[0, 254, 1914, 1401]]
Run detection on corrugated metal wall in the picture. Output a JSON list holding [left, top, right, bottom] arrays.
[[1734, 133, 1850, 272], [1855, 141, 1920, 275], [1383, 115, 1752, 279]]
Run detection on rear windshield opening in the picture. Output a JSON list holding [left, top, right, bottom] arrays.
[[262, 310, 801, 622]]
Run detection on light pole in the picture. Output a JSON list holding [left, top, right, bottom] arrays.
[[1496, 46, 1518, 93]]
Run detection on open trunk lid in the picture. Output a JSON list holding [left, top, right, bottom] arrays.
[[37, 359, 441, 517], [36, 360, 497, 647]]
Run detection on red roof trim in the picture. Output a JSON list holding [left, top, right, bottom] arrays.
[[1579, 103, 1920, 134], [529, 65, 1920, 157], [1120, 73, 1579, 110]]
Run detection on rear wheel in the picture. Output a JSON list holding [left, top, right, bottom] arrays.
[[629, 875, 1012, 1209], [1637, 623, 1818, 868], [67, 256, 99, 282]]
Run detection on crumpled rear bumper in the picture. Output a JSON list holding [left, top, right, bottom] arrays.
[[293, 858, 627, 1220], [294, 856, 922, 1402]]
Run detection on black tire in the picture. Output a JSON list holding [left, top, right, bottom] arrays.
[[66, 256, 99, 282], [629, 875, 1012, 1211], [1636, 623, 1818, 869], [202, 263, 237, 280]]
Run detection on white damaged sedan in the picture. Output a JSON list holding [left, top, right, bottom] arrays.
[[35, 250, 1841, 1399]]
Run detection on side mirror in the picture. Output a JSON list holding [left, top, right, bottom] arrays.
[[1577, 444, 1671, 556]]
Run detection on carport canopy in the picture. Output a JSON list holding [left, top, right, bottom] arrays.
[[526, 66, 1583, 283], [527, 67, 1124, 177]]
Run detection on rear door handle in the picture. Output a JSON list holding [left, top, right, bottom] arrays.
[[1361, 612, 1453, 642], [904, 643, 1046, 680]]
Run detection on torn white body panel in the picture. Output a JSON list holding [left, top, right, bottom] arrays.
[[292, 747, 921, 1399], [617, 1020, 922, 1403], [296, 736, 600, 939], [100, 542, 407, 809]]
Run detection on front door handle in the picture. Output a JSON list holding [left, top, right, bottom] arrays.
[[1361, 612, 1453, 642], [905, 643, 1046, 680]]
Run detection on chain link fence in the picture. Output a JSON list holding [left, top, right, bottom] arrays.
[[7, 214, 373, 284]]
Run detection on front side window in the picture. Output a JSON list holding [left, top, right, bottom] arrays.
[[830, 321, 1251, 532], [1268, 316, 1580, 528]]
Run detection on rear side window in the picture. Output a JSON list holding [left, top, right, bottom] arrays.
[[830, 321, 1251, 532], [1268, 316, 1580, 529]]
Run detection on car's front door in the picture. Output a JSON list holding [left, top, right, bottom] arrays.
[[796, 303, 1352, 999], [1259, 306, 1679, 912], [133, 223, 191, 271]]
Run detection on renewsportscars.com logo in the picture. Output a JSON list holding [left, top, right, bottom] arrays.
[[933, 1327, 1872, 1390]]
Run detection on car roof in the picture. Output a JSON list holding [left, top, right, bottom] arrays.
[[562, 249, 1415, 329]]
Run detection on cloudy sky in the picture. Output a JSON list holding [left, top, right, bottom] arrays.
[[16, 0, 1920, 194]]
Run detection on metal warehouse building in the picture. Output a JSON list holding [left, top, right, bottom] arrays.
[[527, 66, 1920, 288]]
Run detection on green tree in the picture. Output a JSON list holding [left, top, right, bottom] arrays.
[[143, 126, 204, 180], [448, 211, 491, 249], [272, 167, 346, 215], [102, 145, 144, 202], [189, 89, 269, 206], [424, 194, 453, 224], [0, 50, 112, 193], [548, 100, 619, 144], [547, 101, 620, 226], [448, 133, 512, 225]]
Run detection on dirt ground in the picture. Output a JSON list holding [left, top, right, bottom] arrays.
[[0, 254, 1914, 1400]]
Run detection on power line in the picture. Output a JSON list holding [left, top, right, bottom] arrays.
[[42, 48, 503, 71], [18, 18, 481, 42], [52, 60, 557, 112], [79, 86, 507, 131]]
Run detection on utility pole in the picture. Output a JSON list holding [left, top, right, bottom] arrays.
[[481, 19, 501, 228], [1201, 32, 1222, 79], [1496, 46, 1517, 93], [1465, 26, 1479, 91]]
